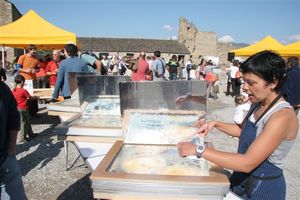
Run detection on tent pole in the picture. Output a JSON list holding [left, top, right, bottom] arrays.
[[1, 46, 4, 69]]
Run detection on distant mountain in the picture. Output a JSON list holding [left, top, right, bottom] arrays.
[[217, 42, 249, 48], [231, 42, 249, 48]]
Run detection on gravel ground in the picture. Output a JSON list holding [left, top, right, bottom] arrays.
[[9, 75, 299, 200]]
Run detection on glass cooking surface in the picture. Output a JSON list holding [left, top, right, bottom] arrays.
[[68, 115, 121, 128], [108, 144, 211, 176], [125, 112, 205, 144], [82, 97, 120, 116]]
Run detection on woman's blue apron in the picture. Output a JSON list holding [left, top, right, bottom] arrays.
[[230, 101, 286, 199]]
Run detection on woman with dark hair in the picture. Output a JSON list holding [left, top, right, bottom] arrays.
[[177, 51, 298, 199]]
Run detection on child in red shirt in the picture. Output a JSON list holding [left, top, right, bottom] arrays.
[[12, 74, 39, 143]]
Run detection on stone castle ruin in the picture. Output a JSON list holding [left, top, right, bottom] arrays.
[[178, 17, 217, 63], [0, 0, 22, 61], [178, 17, 240, 66]]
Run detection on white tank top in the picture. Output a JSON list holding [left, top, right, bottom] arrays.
[[249, 101, 295, 169]]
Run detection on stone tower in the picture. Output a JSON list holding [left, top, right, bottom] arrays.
[[0, 0, 22, 61], [178, 17, 217, 64]]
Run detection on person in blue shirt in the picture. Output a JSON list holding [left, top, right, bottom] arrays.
[[79, 52, 103, 74], [51, 44, 89, 100], [152, 50, 166, 81], [281, 56, 300, 114]]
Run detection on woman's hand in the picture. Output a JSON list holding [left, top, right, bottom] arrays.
[[192, 117, 206, 128], [197, 121, 215, 136], [175, 94, 190, 104], [177, 142, 196, 157]]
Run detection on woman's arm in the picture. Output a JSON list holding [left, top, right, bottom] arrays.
[[179, 108, 297, 173], [201, 120, 241, 137]]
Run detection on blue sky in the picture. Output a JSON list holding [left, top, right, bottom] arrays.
[[10, 0, 300, 44]]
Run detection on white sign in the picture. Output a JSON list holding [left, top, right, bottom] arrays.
[[24, 80, 33, 95]]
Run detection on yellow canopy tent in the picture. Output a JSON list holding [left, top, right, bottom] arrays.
[[278, 41, 300, 57], [0, 9, 76, 50], [230, 35, 284, 57]]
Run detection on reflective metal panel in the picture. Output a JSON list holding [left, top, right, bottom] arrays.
[[119, 81, 207, 115], [77, 75, 131, 105], [68, 72, 96, 98]]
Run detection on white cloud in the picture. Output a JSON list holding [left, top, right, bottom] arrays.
[[251, 40, 258, 44], [169, 36, 177, 40], [163, 24, 173, 32], [280, 40, 289, 45], [286, 34, 300, 42], [218, 35, 235, 43]]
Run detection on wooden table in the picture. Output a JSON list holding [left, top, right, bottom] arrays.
[[33, 88, 54, 99]]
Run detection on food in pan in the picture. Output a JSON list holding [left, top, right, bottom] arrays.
[[161, 164, 209, 176], [121, 156, 166, 174]]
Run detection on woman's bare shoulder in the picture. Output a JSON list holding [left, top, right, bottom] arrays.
[[267, 107, 298, 139]]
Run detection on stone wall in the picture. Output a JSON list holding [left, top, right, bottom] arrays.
[[178, 17, 243, 66], [0, 0, 22, 62], [217, 42, 239, 68], [195, 31, 217, 59], [0, 1, 12, 24], [178, 17, 218, 64], [178, 17, 198, 54]]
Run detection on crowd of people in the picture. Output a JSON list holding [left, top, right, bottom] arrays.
[[0, 43, 299, 199], [1, 44, 226, 103]]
